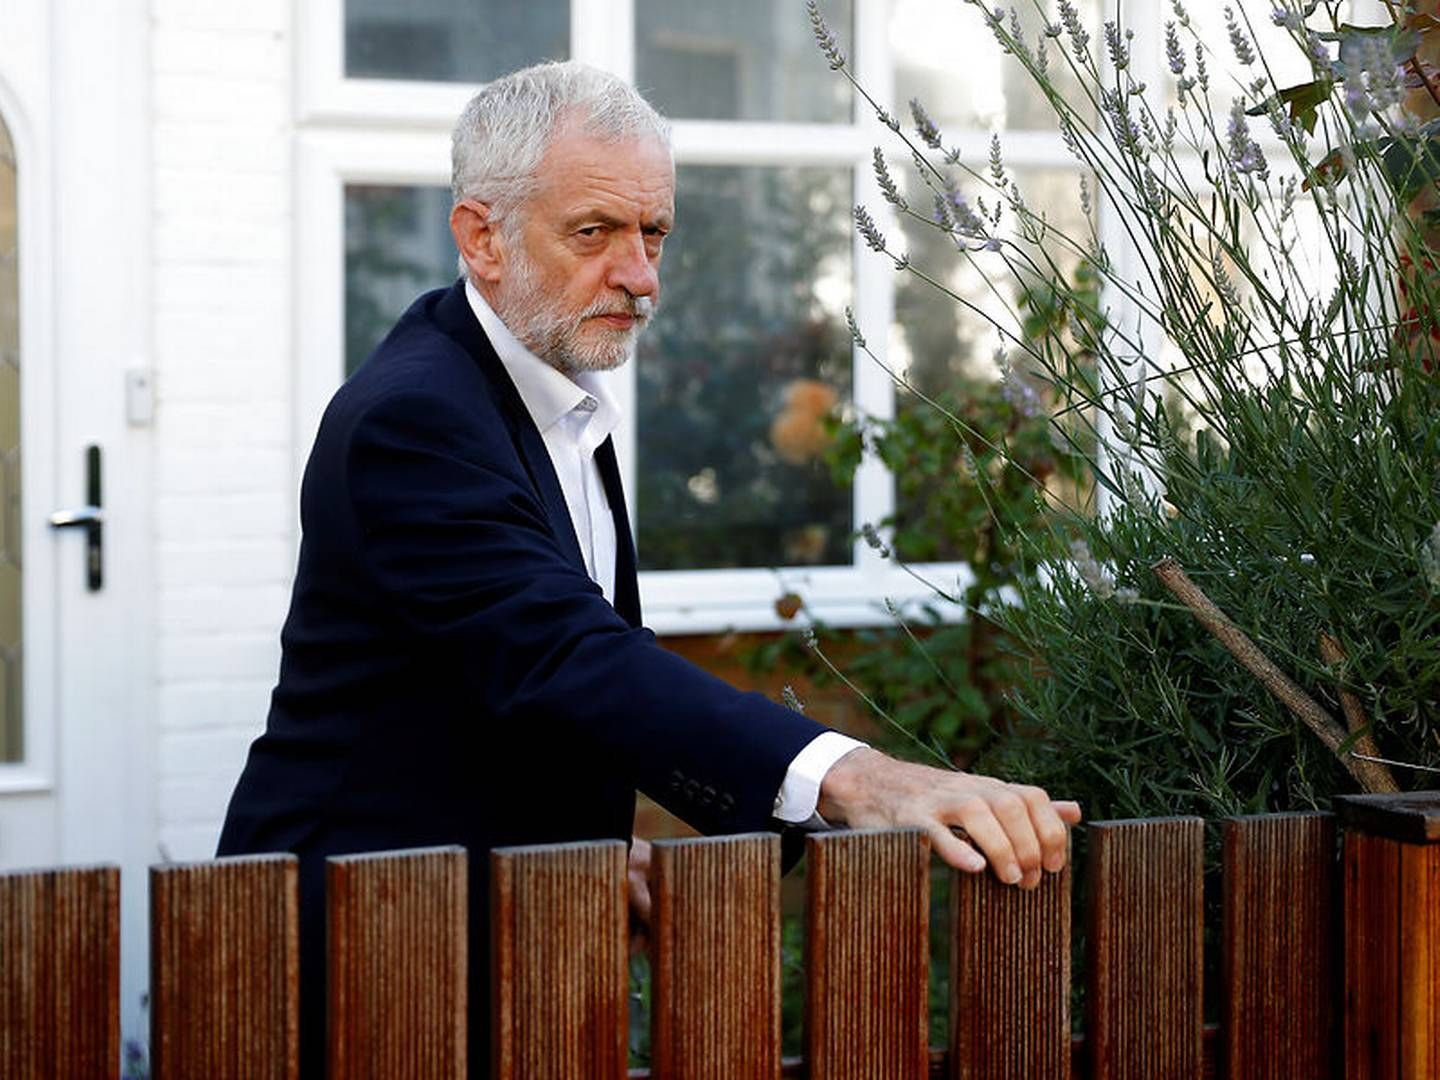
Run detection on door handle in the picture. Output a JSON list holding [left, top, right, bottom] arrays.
[[47, 445, 103, 591]]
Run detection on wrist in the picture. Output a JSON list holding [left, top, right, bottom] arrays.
[[816, 746, 885, 826]]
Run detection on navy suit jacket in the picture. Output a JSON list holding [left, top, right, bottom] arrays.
[[217, 279, 827, 1074]]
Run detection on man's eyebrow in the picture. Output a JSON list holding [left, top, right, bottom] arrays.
[[563, 209, 673, 231]]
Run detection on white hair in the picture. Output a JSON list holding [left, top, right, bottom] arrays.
[[451, 60, 671, 234]]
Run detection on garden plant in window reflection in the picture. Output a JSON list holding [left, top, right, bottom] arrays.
[[796, 0, 1440, 819]]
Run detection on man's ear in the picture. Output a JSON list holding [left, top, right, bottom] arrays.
[[450, 199, 504, 285]]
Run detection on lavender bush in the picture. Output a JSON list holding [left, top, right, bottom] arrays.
[[806, 0, 1440, 818]]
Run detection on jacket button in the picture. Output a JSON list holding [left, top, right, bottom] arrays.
[[668, 769, 684, 792], [719, 793, 735, 815]]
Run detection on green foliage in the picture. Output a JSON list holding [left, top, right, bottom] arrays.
[[789, 0, 1440, 820]]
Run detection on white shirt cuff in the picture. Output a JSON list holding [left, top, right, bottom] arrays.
[[771, 731, 869, 828]]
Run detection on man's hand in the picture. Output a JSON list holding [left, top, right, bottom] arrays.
[[817, 748, 1081, 889], [627, 836, 652, 956]]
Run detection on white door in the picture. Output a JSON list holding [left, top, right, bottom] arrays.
[[0, 0, 155, 1041]]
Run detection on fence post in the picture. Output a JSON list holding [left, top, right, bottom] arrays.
[[805, 829, 930, 1080], [1221, 813, 1337, 1080], [1085, 817, 1204, 1080], [1336, 792, 1440, 1079], [489, 839, 628, 1080], [326, 846, 468, 1080], [149, 853, 300, 1080], [0, 864, 119, 1079], [950, 846, 1071, 1079], [649, 833, 781, 1080]]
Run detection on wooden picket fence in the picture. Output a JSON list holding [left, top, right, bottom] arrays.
[[1, 792, 1436, 1078]]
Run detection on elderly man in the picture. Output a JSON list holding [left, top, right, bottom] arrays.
[[218, 60, 1079, 1074]]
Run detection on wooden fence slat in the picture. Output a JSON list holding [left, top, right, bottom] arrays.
[[1336, 792, 1440, 1080], [326, 846, 467, 1080], [1343, 830, 1401, 1080], [0, 864, 119, 1079], [1222, 813, 1336, 1080], [1085, 817, 1203, 1080], [491, 839, 628, 1080], [805, 829, 930, 1080], [649, 833, 780, 1080], [150, 853, 299, 1080], [950, 853, 1071, 1079]]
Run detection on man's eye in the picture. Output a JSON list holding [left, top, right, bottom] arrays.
[[576, 226, 604, 238]]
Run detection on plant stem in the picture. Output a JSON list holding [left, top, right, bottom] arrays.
[[1150, 557, 1399, 793]]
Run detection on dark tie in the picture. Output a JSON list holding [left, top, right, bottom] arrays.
[[594, 435, 641, 627]]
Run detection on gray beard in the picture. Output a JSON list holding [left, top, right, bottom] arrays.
[[494, 247, 656, 376]]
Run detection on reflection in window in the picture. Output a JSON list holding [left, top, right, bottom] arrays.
[[343, 185, 455, 376], [344, 0, 568, 84], [636, 165, 853, 571], [0, 113, 19, 762], [635, 0, 853, 123], [888, 167, 1090, 560], [892, 0, 1099, 133]]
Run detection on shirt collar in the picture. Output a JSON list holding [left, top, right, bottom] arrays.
[[465, 278, 621, 440]]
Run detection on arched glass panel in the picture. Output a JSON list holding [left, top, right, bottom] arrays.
[[0, 112, 20, 762]]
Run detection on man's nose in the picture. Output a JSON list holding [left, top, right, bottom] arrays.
[[607, 233, 659, 298]]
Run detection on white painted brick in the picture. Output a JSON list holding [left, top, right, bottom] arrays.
[[154, 263, 289, 316], [153, 74, 289, 122], [228, 681, 277, 724], [153, 27, 288, 81], [160, 775, 237, 824], [158, 727, 255, 778], [157, 402, 289, 449], [155, 219, 290, 264], [157, 632, 281, 683], [157, 823, 226, 864], [156, 541, 295, 588], [154, 169, 288, 221], [157, 445, 290, 495], [156, 492, 292, 542], [154, 120, 288, 174], [154, 307, 290, 361], [158, 583, 289, 634], [152, 0, 289, 33], [158, 682, 232, 730]]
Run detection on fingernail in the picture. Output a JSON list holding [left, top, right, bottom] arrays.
[[1044, 852, 1065, 872], [1002, 863, 1021, 884]]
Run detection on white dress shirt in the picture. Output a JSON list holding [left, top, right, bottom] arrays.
[[465, 281, 865, 825]]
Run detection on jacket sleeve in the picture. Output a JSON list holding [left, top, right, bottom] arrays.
[[340, 387, 830, 836]]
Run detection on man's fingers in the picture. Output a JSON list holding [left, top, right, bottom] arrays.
[[944, 797, 1022, 884], [1054, 800, 1083, 825], [928, 824, 986, 874], [1015, 785, 1072, 873]]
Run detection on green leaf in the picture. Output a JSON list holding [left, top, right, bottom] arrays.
[[1245, 80, 1332, 135], [1379, 136, 1440, 202]]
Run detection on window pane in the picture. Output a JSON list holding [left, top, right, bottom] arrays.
[[889, 166, 1089, 561], [0, 114, 20, 762], [636, 165, 853, 570], [635, 0, 853, 122], [344, 184, 456, 376], [892, 0, 1099, 133], [345, 0, 568, 84]]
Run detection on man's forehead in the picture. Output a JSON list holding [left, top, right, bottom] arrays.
[[533, 127, 675, 216]]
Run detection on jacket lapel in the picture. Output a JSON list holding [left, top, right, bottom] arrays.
[[432, 281, 588, 575], [595, 435, 642, 628]]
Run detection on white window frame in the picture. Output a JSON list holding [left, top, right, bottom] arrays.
[[294, 0, 1093, 634]]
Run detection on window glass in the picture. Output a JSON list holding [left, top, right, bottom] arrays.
[[888, 166, 1091, 560], [344, 184, 455, 376], [344, 0, 568, 84], [636, 164, 854, 570], [635, 0, 853, 123], [0, 114, 19, 762], [892, 0, 1100, 133]]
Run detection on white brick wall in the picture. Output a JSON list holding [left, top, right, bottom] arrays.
[[151, 0, 295, 862]]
